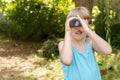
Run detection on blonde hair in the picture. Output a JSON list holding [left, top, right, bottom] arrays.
[[66, 7, 92, 24]]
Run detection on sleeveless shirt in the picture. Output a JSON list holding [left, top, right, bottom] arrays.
[[61, 41, 102, 80]]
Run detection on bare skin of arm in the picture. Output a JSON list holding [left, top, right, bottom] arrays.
[[58, 17, 77, 66], [77, 15, 112, 55]]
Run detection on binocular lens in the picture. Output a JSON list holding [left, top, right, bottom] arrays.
[[74, 21, 80, 26], [69, 19, 81, 27]]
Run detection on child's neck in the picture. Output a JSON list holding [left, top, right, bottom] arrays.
[[72, 38, 87, 54], [72, 38, 86, 46]]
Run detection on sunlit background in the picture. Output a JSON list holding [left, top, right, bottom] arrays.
[[0, 0, 120, 80]]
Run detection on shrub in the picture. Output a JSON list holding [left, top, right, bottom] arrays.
[[2, 0, 74, 41], [39, 39, 60, 60], [0, 18, 11, 32]]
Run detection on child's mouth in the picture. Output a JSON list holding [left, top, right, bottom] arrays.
[[75, 31, 82, 34]]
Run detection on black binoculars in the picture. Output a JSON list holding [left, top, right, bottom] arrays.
[[69, 19, 81, 27]]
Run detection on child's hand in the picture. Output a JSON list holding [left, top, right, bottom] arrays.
[[77, 15, 89, 31], [65, 17, 77, 33]]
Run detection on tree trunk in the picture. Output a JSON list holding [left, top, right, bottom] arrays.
[[73, 0, 94, 15]]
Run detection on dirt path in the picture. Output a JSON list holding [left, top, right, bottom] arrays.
[[0, 35, 44, 80], [0, 34, 63, 80]]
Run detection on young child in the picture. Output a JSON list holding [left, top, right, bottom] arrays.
[[58, 7, 112, 80]]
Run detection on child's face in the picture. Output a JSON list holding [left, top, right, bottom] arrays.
[[71, 26, 86, 41]]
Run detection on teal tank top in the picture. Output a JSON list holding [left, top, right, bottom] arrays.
[[61, 41, 102, 80]]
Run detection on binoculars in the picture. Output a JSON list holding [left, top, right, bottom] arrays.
[[69, 19, 81, 27]]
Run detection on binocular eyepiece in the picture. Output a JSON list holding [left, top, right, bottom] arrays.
[[69, 19, 81, 27]]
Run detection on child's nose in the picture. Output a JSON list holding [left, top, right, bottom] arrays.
[[74, 27, 81, 29]]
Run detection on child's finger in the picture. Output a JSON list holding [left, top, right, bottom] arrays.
[[77, 15, 88, 23], [77, 15, 85, 24], [77, 15, 82, 21], [77, 15, 84, 25]]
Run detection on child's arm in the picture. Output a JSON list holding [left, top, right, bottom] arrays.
[[58, 17, 75, 66], [86, 28, 112, 54], [78, 15, 112, 55], [58, 32, 72, 66]]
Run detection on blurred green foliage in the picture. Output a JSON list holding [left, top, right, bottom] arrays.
[[93, 0, 120, 50], [1, 0, 74, 41], [111, 24, 120, 49], [93, 0, 115, 44]]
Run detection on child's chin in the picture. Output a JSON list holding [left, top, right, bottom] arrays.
[[75, 37, 83, 41]]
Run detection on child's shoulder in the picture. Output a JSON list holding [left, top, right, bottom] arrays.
[[58, 38, 64, 45], [58, 40, 64, 51], [58, 40, 64, 47]]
